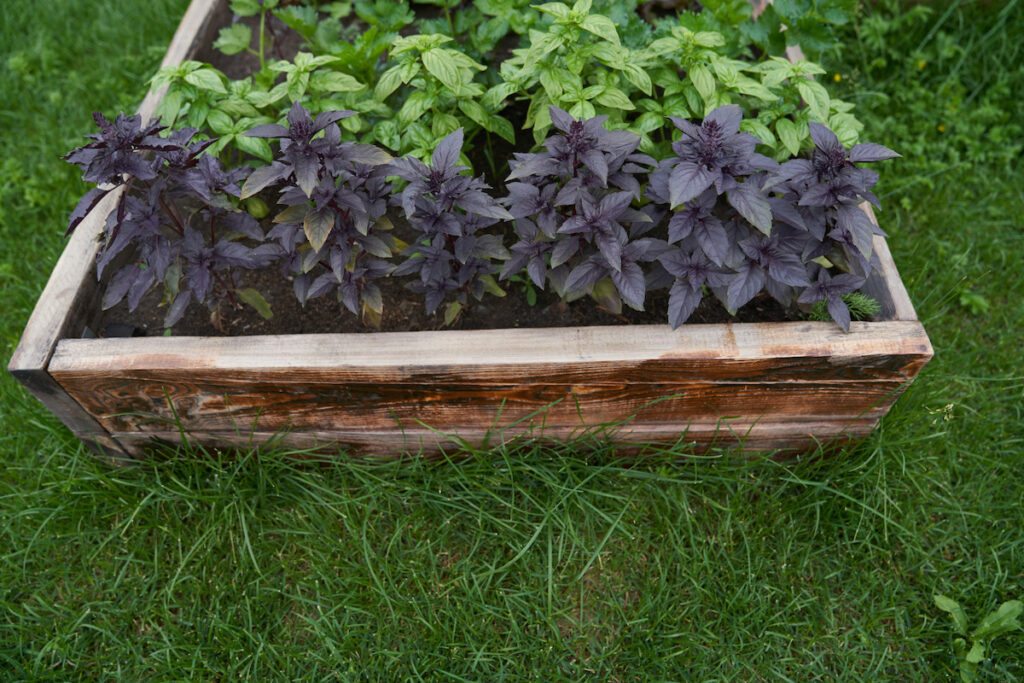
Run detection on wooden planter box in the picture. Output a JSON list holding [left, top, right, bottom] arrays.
[[8, 0, 933, 462]]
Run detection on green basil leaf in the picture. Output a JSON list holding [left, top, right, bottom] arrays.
[[422, 49, 464, 92], [183, 68, 226, 94], [689, 64, 715, 103], [234, 134, 274, 162], [487, 114, 516, 144], [622, 63, 652, 95], [310, 70, 364, 93], [374, 65, 405, 101], [229, 0, 261, 17], [206, 109, 234, 135], [797, 80, 831, 122], [580, 14, 619, 45], [397, 90, 435, 124], [775, 117, 803, 157], [595, 87, 634, 111], [534, 2, 570, 19]]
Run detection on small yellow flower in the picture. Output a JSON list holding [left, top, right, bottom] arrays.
[[918, 60, 927, 69], [833, 73, 841, 82], [937, 124, 947, 133]]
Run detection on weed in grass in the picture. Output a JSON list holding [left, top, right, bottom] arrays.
[[934, 595, 1023, 682]]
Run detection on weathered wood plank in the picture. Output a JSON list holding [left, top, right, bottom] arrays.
[[6, 0, 222, 460], [50, 320, 931, 374], [51, 373, 907, 435], [50, 320, 929, 448], [861, 206, 919, 321]]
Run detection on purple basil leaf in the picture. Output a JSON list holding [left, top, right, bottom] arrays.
[[763, 158, 814, 191], [726, 262, 765, 311], [579, 149, 609, 186], [764, 276, 794, 306], [767, 197, 807, 231], [215, 241, 253, 267], [103, 265, 137, 310], [564, 259, 605, 294], [309, 272, 337, 300], [705, 104, 743, 136], [667, 115, 702, 140], [611, 261, 646, 310], [67, 186, 110, 236], [245, 123, 290, 139], [241, 162, 289, 198], [836, 204, 876, 259], [827, 295, 852, 332], [848, 143, 900, 163], [312, 110, 356, 134], [808, 122, 841, 152], [293, 273, 311, 305], [549, 236, 579, 268], [432, 128, 464, 170], [798, 183, 836, 208], [222, 211, 264, 240], [668, 162, 715, 208], [668, 281, 702, 329], [135, 136, 181, 152], [342, 143, 393, 166], [548, 106, 576, 133], [290, 147, 320, 197], [526, 255, 547, 288], [459, 191, 513, 220], [595, 230, 623, 272], [507, 153, 558, 180], [164, 290, 192, 327], [126, 267, 156, 312], [148, 238, 171, 281], [388, 156, 431, 183], [766, 251, 811, 287], [692, 218, 730, 266], [424, 286, 446, 315], [726, 180, 772, 234]]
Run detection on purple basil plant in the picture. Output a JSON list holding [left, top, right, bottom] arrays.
[[65, 112, 278, 328], [240, 102, 397, 325], [65, 101, 899, 334], [501, 106, 662, 313], [388, 128, 513, 323]]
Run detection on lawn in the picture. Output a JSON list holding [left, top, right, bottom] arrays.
[[1, 0, 1021, 679]]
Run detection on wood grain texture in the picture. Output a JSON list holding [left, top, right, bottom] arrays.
[[7, 0, 221, 459], [861, 205, 919, 321], [50, 320, 931, 453]]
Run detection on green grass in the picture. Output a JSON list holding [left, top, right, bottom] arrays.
[[1, 1, 1022, 679]]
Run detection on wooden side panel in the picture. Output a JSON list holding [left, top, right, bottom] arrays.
[[861, 205, 920, 321], [6, 0, 222, 460], [50, 321, 932, 454]]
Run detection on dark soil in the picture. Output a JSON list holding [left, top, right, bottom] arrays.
[[95, 264, 792, 337], [191, 6, 308, 79]]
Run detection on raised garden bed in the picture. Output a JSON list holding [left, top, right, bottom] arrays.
[[8, 0, 933, 462]]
